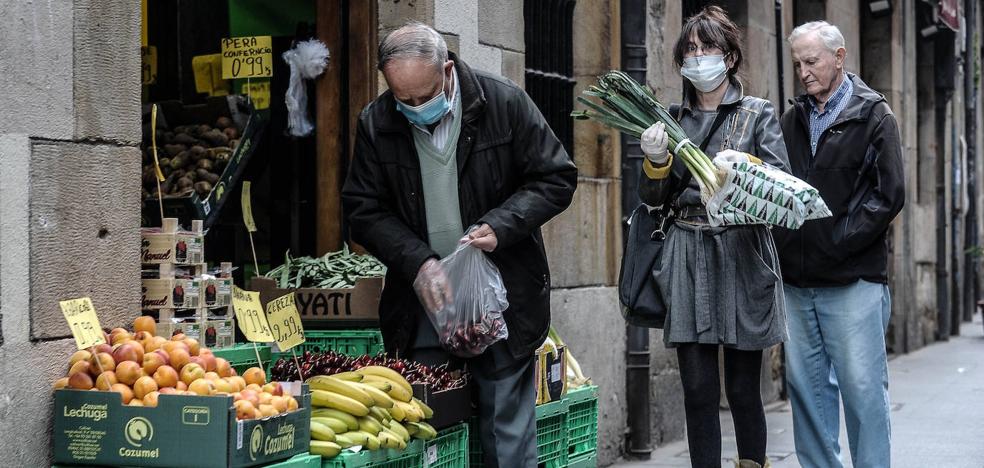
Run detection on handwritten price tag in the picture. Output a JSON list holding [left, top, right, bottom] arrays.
[[60, 298, 106, 350], [232, 286, 274, 342], [221, 36, 273, 79], [243, 82, 270, 110], [265, 293, 305, 352]]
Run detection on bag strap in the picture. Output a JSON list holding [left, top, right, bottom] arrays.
[[667, 100, 736, 201]]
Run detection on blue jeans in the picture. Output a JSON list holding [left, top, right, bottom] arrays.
[[783, 280, 892, 468]]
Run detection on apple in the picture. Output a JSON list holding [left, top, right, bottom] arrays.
[[188, 379, 214, 396], [243, 367, 266, 387], [68, 372, 93, 390], [180, 363, 205, 386], [262, 382, 284, 397], [143, 352, 166, 375], [90, 352, 116, 376], [143, 391, 160, 408], [153, 365, 179, 389], [168, 348, 191, 371], [95, 371, 118, 391], [234, 400, 255, 420], [183, 338, 201, 356], [69, 350, 92, 367], [215, 358, 233, 378], [92, 343, 113, 356], [116, 361, 143, 386], [159, 387, 178, 395], [69, 360, 92, 377], [133, 376, 158, 400], [112, 342, 144, 364], [52, 377, 70, 390], [110, 383, 134, 404], [198, 352, 217, 373], [133, 316, 157, 335], [239, 389, 260, 408]]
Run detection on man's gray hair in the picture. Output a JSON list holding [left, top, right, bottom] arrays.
[[378, 22, 448, 71], [788, 21, 846, 53]]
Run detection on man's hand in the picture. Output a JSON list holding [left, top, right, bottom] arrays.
[[412, 259, 453, 315], [462, 223, 498, 252]]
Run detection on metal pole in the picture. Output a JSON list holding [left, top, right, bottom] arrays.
[[937, 85, 951, 341]]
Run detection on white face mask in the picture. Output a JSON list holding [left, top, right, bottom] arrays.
[[680, 55, 728, 93]]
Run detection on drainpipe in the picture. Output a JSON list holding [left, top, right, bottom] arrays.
[[775, 0, 785, 110], [621, 0, 652, 459], [963, 0, 978, 324], [937, 91, 951, 341]]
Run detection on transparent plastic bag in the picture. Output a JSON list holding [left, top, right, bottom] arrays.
[[426, 243, 509, 358]]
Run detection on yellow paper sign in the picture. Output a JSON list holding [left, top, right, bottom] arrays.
[[265, 293, 306, 351], [142, 46, 158, 85], [243, 81, 271, 110], [221, 36, 273, 79], [232, 286, 275, 342], [60, 298, 107, 350], [241, 181, 257, 232], [192, 54, 229, 96]]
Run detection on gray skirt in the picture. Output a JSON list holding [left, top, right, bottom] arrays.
[[653, 220, 787, 350]]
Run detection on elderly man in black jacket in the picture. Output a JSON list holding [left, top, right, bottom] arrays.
[[341, 22, 577, 467], [774, 21, 904, 468]]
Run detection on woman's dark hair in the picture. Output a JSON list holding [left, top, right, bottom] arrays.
[[673, 6, 744, 97]]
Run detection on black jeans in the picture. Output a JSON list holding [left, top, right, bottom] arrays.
[[677, 343, 767, 467]]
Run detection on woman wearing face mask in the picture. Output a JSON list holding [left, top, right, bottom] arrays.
[[637, 6, 789, 468]]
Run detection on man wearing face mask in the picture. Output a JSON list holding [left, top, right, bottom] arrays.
[[635, 6, 789, 468], [341, 22, 576, 467], [773, 21, 904, 468]]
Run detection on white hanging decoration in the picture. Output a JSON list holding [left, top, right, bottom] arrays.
[[282, 39, 330, 137]]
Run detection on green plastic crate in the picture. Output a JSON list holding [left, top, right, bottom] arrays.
[[321, 439, 423, 468], [467, 399, 570, 467], [566, 385, 599, 459], [567, 452, 598, 468], [423, 423, 469, 468], [211, 343, 272, 375], [276, 329, 385, 358], [267, 453, 323, 468]]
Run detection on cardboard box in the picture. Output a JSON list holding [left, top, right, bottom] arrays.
[[412, 382, 472, 430], [142, 278, 202, 309], [157, 319, 204, 341], [141, 230, 205, 265], [535, 345, 567, 405], [203, 319, 236, 350], [202, 277, 234, 308], [52, 384, 311, 467], [249, 277, 382, 326]]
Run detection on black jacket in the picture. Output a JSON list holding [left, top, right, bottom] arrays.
[[774, 74, 905, 287], [341, 54, 577, 360]]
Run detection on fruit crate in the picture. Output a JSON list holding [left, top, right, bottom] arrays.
[[211, 342, 272, 375], [422, 423, 468, 468], [266, 453, 323, 467], [321, 439, 423, 468], [565, 385, 599, 460], [467, 398, 570, 467], [566, 452, 598, 468], [269, 329, 385, 368]]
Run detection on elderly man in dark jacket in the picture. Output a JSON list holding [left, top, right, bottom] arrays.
[[341, 22, 577, 467], [774, 21, 905, 468]]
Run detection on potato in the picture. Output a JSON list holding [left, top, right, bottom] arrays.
[[223, 127, 239, 140], [197, 169, 220, 184], [164, 144, 186, 157], [197, 159, 214, 171], [169, 154, 188, 170], [215, 116, 233, 129], [197, 124, 212, 136], [194, 181, 213, 197], [176, 177, 194, 190], [202, 129, 229, 147], [189, 145, 207, 161]]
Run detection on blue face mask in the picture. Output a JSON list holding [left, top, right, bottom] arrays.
[[396, 71, 451, 126]]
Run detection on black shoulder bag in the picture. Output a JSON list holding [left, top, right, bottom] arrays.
[[618, 102, 736, 328]]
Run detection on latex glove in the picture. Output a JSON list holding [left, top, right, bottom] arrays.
[[640, 122, 670, 164], [460, 223, 498, 252], [713, 149, 750, 165], [412, 258, 454, 315]]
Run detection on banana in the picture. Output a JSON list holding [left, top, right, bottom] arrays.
[[355, 366, 412, 394], [377, 430, 403, 449], [312, 409, 359, 431], [360, 375, 413, 402], [310, 440, 342, 458], [354, 382, 395, 408], [387, 420, 411, 441], [311, 390, 370, 417], [360, 379, 392, 392], [330, 371, 364, 382], [340, 431, 370, 447], [307, 376, 375, 407], [358, 415, 383, 435], [404, 421, 418, 436], [312, 416, 349, 434], [409, 422, 437, 440], [369, 406, 392, 424], [412, 397, 434, 419], [387, 402, 406, 421], [334, 433, 356, 448], [394, 401, 421, 422], [310, 420, 336, 442], [361, 431, 381, 450]]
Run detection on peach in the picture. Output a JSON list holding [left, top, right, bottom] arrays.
[[245, 383, 263, 393], [111, 383, 134, 404], [143, 391, 160, 408], [112, 342, 144, 364], [133, 376, 158, 400], [159, 387, 178, 395], [259, 404, 278, 418], [162, 340, 189, 355], [204, 372, 221, 381], [262, 383, 284, 397], [176, 381, 188, 391], [243, 367, 266, 387], [188, 356, 205, 369], [215, 358, 233, 378], [143, 352, 166, 376], [134, 331, 154, 345], [128, 399, 144, 407], [234, 400, 256, 420], [189, 379, 214, 396], [153, 365, 179, 389], [287, 397, 298, 411], [90, 352, 116, 376], [270, 396, 288, 413], [134, 316, 157, 335], [212, 378, 234, 394], [258, 392, 273, 406], [146, 337, 168, 352], [198, 353, 217, 373], [180, 363, 205, 386], [228, 376, 247, 392], [116, 361, 143, 386], [112, 333, 133, 346], [93, 343, 113, 356], [171, 333, 187, 342], [95, 371, 118, 391], [69, 350, 92, 367], [183, 338, 201, 356], [69, 360, 92, 377], [52, 377, 70, 390], [169, 348, 191, 371], [239, 389, 260, 408]]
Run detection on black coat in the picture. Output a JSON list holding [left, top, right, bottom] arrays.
[[341, 54, 578, 360], [774, 74, 905, 287]]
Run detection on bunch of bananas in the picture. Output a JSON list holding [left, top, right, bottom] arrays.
[[307, 366, 438, 458]]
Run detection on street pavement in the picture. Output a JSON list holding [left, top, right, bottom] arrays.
[[610, 315, 984, 468]]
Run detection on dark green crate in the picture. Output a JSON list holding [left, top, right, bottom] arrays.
[[565, 385, 599, 459], [267, 453, 323, 468], [467, 399, 569, 467], [278, 329, 385, 358], [423, 423, 468, 468], [566, 452, 598, 468], [321, 439, 423, 468], [211, 343, 272, 375]]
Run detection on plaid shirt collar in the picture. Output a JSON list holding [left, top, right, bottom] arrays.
[[809, 74, 851, 116]]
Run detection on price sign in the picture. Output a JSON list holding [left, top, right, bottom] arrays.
[[60, 298, 106, 350], [243, 81, 270, 110], [221, 36, 273, 79], [265, 292, 305, 351], [241, 181, 257, 232], [232, 286, 275, 342], [142, 46, 158, 85], [192, 54, 228, 96]]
